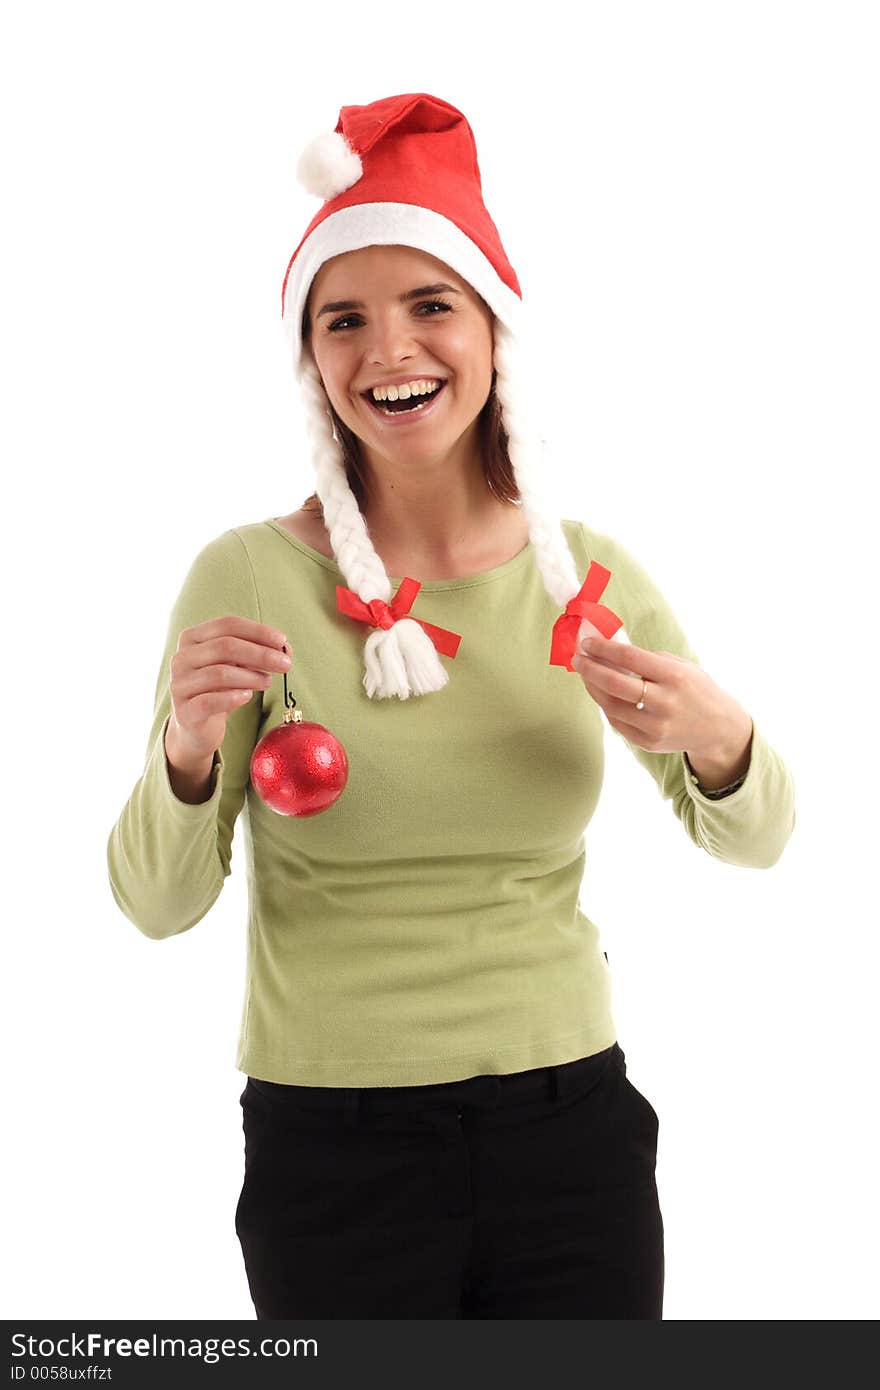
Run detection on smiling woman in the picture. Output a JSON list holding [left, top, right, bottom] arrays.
[[107, 88, 796, 1326], [305, 246, 498, 454], [295, 247, 524, 572], [274, 95, 603, 708], [306, 249, 506, 451]]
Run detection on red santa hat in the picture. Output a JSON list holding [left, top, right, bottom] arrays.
[[281, 93, 622, 701]]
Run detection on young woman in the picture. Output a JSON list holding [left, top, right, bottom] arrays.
[[107, 92, 795, 1319]]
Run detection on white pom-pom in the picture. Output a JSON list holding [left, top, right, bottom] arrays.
[[296, 130, 363, 201]]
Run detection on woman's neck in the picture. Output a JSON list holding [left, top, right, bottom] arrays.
[[361, 496, 526, 571]]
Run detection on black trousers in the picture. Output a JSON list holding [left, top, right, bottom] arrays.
[[234, 1040, 663, 1319]]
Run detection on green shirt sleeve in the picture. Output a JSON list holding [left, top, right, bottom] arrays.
[[106, 529, 266, 939], [582, 523, 796, 868]]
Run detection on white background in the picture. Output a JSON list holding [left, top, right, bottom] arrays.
[[2, 0, 877, 1321]]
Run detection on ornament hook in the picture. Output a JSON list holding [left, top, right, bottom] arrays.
[[280, 643, 302, 725]]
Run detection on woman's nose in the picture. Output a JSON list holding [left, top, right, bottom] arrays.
[[365, 318, 422, 362]]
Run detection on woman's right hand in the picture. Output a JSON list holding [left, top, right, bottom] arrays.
[[166, 616, 292, 765]]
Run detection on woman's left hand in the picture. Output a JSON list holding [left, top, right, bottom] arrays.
[[570, 634, 749, 759]]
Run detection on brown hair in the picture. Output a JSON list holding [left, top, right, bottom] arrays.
[[297, 305, 522, 518]]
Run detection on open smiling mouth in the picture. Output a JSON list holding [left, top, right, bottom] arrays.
[[361, 380, 448, 421]]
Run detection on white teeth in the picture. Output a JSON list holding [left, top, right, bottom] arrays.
[[370, 379, 442, 402]]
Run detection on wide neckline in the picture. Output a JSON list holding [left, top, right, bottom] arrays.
[[263, 517, 545, 591]]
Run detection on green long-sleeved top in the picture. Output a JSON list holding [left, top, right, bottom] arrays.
[[106, 517, 796, 1086]]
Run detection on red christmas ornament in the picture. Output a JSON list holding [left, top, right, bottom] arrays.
[[250, 646, 349, 817]]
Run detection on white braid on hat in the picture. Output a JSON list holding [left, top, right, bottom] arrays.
[[296, 314, 587, 701]]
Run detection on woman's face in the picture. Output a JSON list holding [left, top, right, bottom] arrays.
[[304, 244, 495, 476]]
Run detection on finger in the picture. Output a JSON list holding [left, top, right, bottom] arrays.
[[182, 664, 273, 696], [195, 636, 292, 674], [578, 635, 661, 678], [199, 688, 257, 710], [185, 617, 288, 651], [573, 651, 644, 704]]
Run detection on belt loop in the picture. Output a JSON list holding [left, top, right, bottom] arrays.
[[343, 1088, 360, 1129], [548, 1066, 563, 1101]]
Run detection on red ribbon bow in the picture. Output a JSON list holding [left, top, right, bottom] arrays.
[[549, 561, 623, 671], [336, 577, 462, 658]]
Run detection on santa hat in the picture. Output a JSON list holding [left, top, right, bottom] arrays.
[[281, 92, 619, 700]]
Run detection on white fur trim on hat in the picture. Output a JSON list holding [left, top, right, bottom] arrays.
[[296, 131, 364, 202]]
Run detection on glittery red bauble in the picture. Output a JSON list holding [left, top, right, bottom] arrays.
[[250, 720, 349, 817]]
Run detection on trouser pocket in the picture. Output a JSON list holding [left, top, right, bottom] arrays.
[[612, 1045, 660, 1136]]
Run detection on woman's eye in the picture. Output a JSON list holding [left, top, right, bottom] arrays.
[[327, 299, 453, 333]]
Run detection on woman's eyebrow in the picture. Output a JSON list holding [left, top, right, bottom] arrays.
[[315, 283, 462, 319]]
